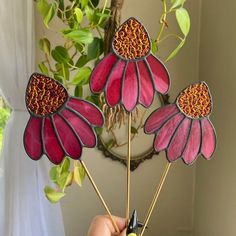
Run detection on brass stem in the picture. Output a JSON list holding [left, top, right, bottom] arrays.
[[126, 112, 132, 221], [140, 162, 172, 236], [80, 160, 120, 233]]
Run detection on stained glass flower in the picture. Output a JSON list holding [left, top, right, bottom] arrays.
[[144, 82, 216, 165], [90, 17, 170, 112], [23, 73, 104, 164]]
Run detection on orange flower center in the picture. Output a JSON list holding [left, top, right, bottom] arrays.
[[177, 82, 212, 118], [26, 74, 68, 116], [113, 18, 151, 60]]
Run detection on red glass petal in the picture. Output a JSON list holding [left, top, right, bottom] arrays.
[[201, 118, 216, 159], [43, 117, 64, 164], [146, 54, 170, 94], [61, 109, 96, 147], [154, 113, 184, 152], [122, 62, 139, 112], [105, 60, 126, 106], [24, 117, 43, 160], [90, 53, 118, 93], [182, 120, 201, 165], [67, 98, 104, 127], [144, 104, 179, 134], [137, 60, 154, 107], [167, 118, 191, 162], [53, 114, 82, 159]]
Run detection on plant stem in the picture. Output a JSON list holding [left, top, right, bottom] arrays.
[[158, 33, 184, 43], [156, 0, 168, 43], [97, 0, 108, 26]]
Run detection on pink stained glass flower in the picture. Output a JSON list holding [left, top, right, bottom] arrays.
[[144, 82, 217, 165], [23, 73, 104, 165], [90, 17, 170, 112]]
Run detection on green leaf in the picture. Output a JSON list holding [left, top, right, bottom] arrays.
[[106, 139, 116, 149], [70, 67, 91, 85], [57, 172, 72, 191], [36, 0, 49, 17], [176, 8, 190, 37], [85, 6, 94, 23], [52, 46, 70, 64], [151, 39, 158, 54], [95, 127, 103, 136], [166, 39, 185, 62], [49, 166, 59, 183], [43, 3, 57, 28], [131, 126, 138, 134], [39, 37, 51, 54], [73, 161, 86, 187], [74, 85, 83, 98], [38, 62, 49, 75], [44, 186, 65, 204], [60, 157, 70, 173], [87, 37, 103, 60], [85, 95, 99, 106], [80, 0, 89, 9], [63, 29, 94, 44], [74, 7, 83, 24], [75, 55, 89, 68], [95, 9, 111, 27], [171, 0, 186, 9]]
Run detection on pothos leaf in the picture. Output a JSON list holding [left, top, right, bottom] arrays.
[[171, 0, 186, 9], [165, 39, 185, 62], [70, 67, 91, 85], [43, 2, 57, 28], [73, 161, 86, 187], [176, 8, 191, 37], [63, 29, 94, 44], [74, 7, 83, 24], [44, 186, 65, 204]]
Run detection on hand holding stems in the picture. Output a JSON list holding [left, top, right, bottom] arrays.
[[87, 215, 126, 236]]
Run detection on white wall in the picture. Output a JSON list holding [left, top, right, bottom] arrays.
[[35, 1, 202, 235], [193, 0, 236, 235]]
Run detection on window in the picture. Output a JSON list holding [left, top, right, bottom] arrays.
[[0, 96, 10, 151]]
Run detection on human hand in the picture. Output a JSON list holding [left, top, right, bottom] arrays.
[[87, 215, 127, 236]]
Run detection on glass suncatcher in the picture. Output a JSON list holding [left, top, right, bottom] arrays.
[[24, 73, 104, 164], [144, 81, 217, 164], [90, 17, 170, 112]]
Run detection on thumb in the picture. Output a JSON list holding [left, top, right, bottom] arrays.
[[119, 228, 127, 236]]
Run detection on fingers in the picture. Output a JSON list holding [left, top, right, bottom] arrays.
[[87, 215, 126, 236]]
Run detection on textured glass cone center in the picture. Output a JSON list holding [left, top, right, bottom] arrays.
[[113, 18, 151, 60], [26, 74, 68, 116], [177, 82, 212, 118]]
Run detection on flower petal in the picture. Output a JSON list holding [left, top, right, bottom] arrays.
[[122, 62, 139, 112], [146, 54, 170, 94], [67, 97, 104, 127], [24, 117, 43, 160], [167, 118, 191, 162], [61, 108, 96, 148], [90, 53, 118, 93], [52, 114, 82, 159], [154, 113, 184, 152], [105, 60, 126, 107], [43, 117, 64, 164], [201, 118, 216, 159], [182, 119, 201, 165], [144, 104, 179, 134], [137, 60, 154, 107]]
